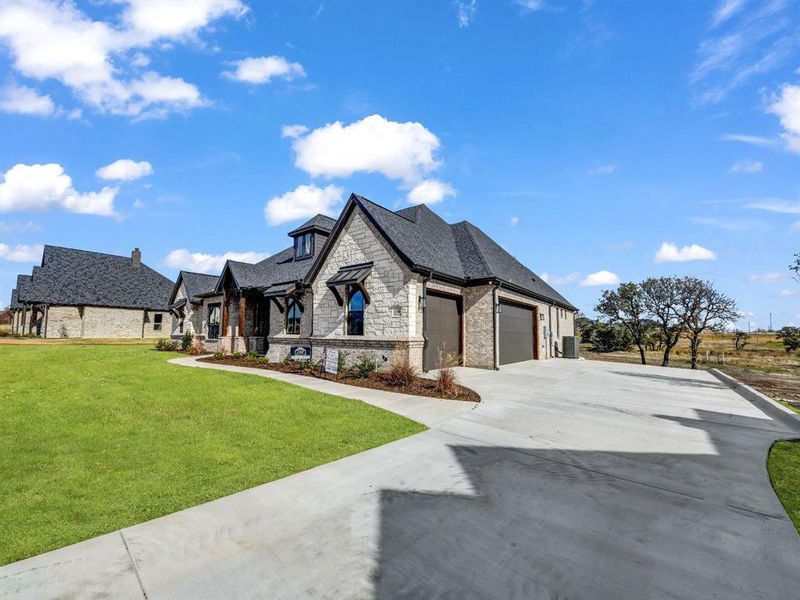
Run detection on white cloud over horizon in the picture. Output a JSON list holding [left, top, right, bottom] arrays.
[[96, 159, 153, 181], [729, 158, 762, 173], [0, 163, 118, 217], [766, 83, 800, 154], [0, 0, 246, 119], [654, 242, 717, 263], [744, 198, 799, 214], [580, 270, 620, 287], [748, 272, 785, 284], [223, 56, 305, 84], [588, 164, 616, 175], [542, 272, 580, 285], [264, 183, 344, 225], [0, 242, 44, 262], [164, 248, 269, 274]]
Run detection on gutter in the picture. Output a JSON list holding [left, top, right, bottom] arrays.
[[420, 270, 432, 371]]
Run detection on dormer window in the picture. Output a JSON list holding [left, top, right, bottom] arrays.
[[294, 232, 314, 259]]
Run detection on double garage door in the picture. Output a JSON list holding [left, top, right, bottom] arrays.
[[499, 301, 537, 365]]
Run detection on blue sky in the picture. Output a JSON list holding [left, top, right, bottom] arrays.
[[1, 0, 798, 328]]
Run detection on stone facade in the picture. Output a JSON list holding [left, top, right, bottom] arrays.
[[169, 283, 206, 342], [44, 306, 83, 338], [24, 305, 172, 339]]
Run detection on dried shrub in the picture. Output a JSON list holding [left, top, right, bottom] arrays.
[[212, 350, 224, 360], [385, 353, 417, 388], [154, 338, 177, 351], [189, 338, 204, 355], [435, 349, 460, 396]]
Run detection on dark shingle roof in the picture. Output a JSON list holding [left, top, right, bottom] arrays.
[[220, 245, 318, 292], [352, 194, 575, 310], [287, 214, 337, 237], [18, 245, 174, 310], [177, 271, 219, 303]]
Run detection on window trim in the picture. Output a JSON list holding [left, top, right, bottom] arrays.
[[153, 313, 163, 331], [286, 297, 302, 335], [207, 302, 221, 340], [346, 284, 365, 336]]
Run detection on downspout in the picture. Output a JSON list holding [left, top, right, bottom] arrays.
[[492, 281, 501, 370], [420, 270, 432, 371]]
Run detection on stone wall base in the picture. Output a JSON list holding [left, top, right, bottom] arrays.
[[266, 336, 425, 372]]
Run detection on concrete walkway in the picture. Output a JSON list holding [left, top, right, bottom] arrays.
[[2, 359, 799, 599]]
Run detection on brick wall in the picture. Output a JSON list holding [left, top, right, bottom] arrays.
[[463, 284, 495, 368]]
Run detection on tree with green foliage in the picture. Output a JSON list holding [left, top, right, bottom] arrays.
[[595, 282, 652, 364], [639, 276, 685, 367], [589, 322, 634, 352], [776, 327, 800, 353], [675, 277, 738, 369]]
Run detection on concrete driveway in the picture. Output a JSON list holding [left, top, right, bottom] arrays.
[[2, 359, 799, 599]]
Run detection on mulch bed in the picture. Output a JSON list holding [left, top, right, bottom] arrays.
[[198, 356, 480, 403], [720, 366, 800, 409]]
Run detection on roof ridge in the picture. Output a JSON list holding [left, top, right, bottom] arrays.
[[356, 194, 417, 224], [43, 244, 137, 261], [460, 221, 491, 277], [181, 270, 219, 277]]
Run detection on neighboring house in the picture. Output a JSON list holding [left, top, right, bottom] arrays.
[[9, 246, 173, 339], [0, 309, 11, 325], [167, 271, 220, 342], [202, 194, 576, 370]]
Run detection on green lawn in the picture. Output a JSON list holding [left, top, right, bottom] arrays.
[[768, 440, 800, 534], [0, 345, 425, 565]]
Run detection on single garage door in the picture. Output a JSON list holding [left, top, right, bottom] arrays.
[[499, 301, 535, 365], [425, 292, 462, 369]]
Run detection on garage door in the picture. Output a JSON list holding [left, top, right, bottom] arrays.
[[425, 292, 462, 370], [499, 301, 535, 365]]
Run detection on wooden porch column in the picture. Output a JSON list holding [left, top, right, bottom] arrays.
[[221, 297, 229, 336], [239, 295, 246, 337]]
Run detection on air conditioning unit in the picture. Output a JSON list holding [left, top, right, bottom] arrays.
[[562, 336, 580, 359]]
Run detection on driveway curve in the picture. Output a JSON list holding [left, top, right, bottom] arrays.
[[2, 358, 799, 600]]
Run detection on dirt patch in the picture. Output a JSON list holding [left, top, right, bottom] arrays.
[[198, 357, 480, 403], [719, 366, 800, 410]]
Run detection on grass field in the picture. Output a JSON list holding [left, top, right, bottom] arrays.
[[768, 441, 800, 534], [582, 332, 800, 408], [0, 345, 425, 565]]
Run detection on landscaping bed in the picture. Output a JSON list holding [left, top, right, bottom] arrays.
[[199, 356, 481, 402]]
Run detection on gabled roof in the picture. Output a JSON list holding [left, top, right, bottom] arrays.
[[216, 245, 319, 293], [10, 274, 31, 309], [306, 194, 576, 310], [170, 271, 219, 304], [287, 214, 337, 237], [17, 245, 174, 310]]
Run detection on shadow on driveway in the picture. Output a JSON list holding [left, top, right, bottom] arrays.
[[611, 370, 729, 390]]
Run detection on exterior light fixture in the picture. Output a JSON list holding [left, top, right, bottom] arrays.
[[418, 295, 427, 310], [496, 303, 502, 314]]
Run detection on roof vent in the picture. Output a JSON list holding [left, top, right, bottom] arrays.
[[132, 248, 141, 268]]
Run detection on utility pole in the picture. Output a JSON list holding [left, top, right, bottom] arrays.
[[769, 312, 773, 332]]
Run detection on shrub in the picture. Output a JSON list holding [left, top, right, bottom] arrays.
[[0, 330, 10, 337], [181, 331, 193, 352], [212, 351, 224, 360], [231, 351, 244, 359], [244, 352, 258, 362], [257, 356, 270, 364], [154, 338, 177, 351], [589, 323, 633, 352], [189, 338, 204, 355], [435, 349, 460, 396], [385, 353, 417, 387], [337, 350, 349, 374], [776, 327, 800, 353], [353, 353, 377, 379]]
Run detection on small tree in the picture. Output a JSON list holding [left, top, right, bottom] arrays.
[[590, 323, 633, 352], [640, 276, 685, 367], [732, 331, 749, 350], [676, 277, 738, 369], [776, 327, 800, 353], [595, 283, 651, 364]]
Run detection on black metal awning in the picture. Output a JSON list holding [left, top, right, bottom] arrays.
[[262, 283, 293, 297], [326, 262, 372, 305]]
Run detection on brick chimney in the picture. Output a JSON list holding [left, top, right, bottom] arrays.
[[132, 247, 141, 268]]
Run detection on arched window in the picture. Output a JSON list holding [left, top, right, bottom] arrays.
[[286, 298, 302, 334], [347, 285, 365, 336]]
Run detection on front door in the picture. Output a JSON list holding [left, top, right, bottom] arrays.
[[207, 303, 221, 340]]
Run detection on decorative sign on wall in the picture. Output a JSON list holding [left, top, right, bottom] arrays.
[[324, 349, 339, 374], [290, 346, 312, 361]]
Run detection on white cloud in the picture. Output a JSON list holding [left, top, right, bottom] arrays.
[[456, 0, 477, 27], [223, 56, 305, 84], [264, 183, 343, 226], [96, 159, 153, 181], [744, 198, 799, 214], [748, 272, 784, 283], [541, 272, 580, 285], [509, 216, 519, 226], [289, 114, 442, 184], [792, 220, 800, 232], [766, 83, 800, 154], [720, 133, 780, 149], [0, 219, 40, 235], [0, 243, 44, 262], [779, 289, 799, 298], [729, 158, 762, 172], [710, 0, 746, 29], [0, 163, 118, 217], [406, 179, 455, 205], [654, 242, 717, 263], [580, 270, 620, 287], [281, 124, 309, 139], [0, 84, 55, 116], [689, 216, 763, 232], [164, 248, 268, 274], [588, 164, 616, 175], [0, 0, 244, 119], [515, 0, 547, 12]]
